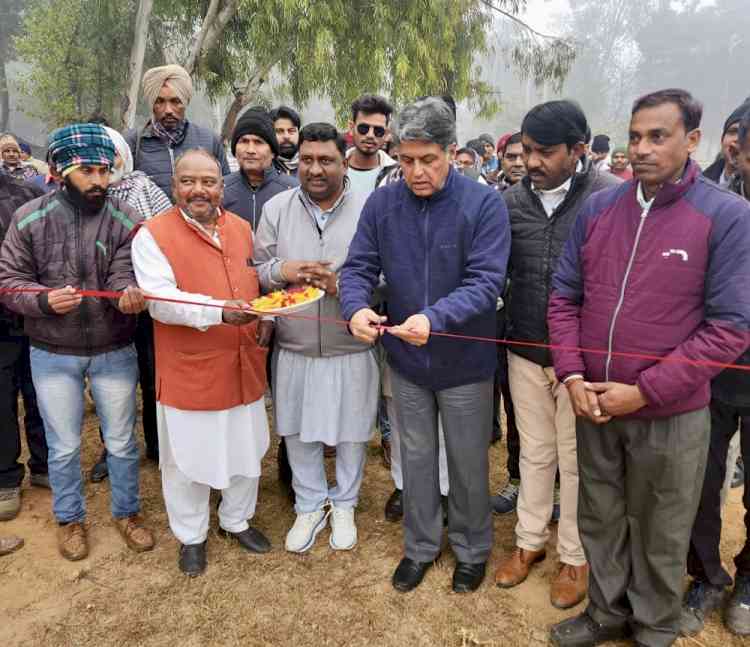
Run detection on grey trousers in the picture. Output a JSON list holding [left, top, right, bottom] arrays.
[[577, 408, 710, 647], [390, 367, 493, 564]]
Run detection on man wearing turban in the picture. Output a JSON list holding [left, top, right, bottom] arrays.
[[126, 65, 230, 200], [0, 123, 155, 562]]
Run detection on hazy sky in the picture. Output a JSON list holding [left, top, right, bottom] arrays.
[[520, 0, 718, 32]]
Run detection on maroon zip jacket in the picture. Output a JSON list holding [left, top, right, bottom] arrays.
[[547, 160, 750, 419]]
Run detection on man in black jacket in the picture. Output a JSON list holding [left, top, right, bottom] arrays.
[[0, 175, 48, 522], [703, 101, 750, 187], [681, 107, 750, 639], [126, 65, 230, 200], [494, 101, 621, 609], [223, 108, 298, 232], [0, 123, 155, 561]]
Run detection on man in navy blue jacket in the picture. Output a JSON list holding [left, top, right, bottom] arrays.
[[340, 97, 510, 594]]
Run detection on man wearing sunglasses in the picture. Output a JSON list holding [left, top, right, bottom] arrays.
[[346, 94, 396, 196]]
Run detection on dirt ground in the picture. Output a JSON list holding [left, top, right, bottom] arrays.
[[2, 401, 749, 647]]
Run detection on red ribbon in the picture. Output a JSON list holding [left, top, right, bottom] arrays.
[[3, 286, 750, 372]]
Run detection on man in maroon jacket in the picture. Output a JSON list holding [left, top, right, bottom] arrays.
[[547, 89, 750, 647]]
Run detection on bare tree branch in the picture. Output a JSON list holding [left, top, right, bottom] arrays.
[[479, 0, 566, 41], [185, 0, 240, 75], [122, 0, 153, 129]]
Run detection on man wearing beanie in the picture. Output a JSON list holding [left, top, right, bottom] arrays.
[[223, 107, 298, 232], [126, 64, 230, 200], [590, 134, 611, 171], [704, 100, 750, 187], [495, 101, 620, 610], [0, 123, 154, 562]]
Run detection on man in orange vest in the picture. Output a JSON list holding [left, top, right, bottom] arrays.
[[131, 149, 273, 576]]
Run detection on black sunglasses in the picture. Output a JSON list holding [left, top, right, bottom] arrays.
[[356, 123, 386, 138]]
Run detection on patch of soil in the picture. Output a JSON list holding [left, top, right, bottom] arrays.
[[1, 403, 747, 646]]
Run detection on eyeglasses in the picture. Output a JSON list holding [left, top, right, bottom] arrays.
[[356, 123, 386, 138]]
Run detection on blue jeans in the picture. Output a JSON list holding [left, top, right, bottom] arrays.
[[30, 344, 141, 523]]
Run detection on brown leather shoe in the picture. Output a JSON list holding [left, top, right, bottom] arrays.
[[550, 562, 589, 609], [114, 514, 155, 553], [0, 535, 24, 556], [57, 522, 88, 561], [382, 438, 392, 469], [495, 547, 546, 588]]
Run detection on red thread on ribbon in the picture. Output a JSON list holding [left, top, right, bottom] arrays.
[[3, 286, 750, 372]]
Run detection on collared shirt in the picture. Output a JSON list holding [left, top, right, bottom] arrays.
[[298, 182, 348, 231], [179, 208, 221, 246], [533, 176, 572, 218]]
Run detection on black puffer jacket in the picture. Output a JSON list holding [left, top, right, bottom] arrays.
[[223, 166, 298, 231], [0, 189, 142, 355], [126, 121, 230, 201], [0, 175, 44, 333], [503, 159, 621, 367]]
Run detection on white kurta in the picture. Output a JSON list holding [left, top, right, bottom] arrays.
[[131, 219, 269, 490]]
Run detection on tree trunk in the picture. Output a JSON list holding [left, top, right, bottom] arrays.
[[184, 0, 240, 76], [185, 0, 221, 75], [0, 62, 9, 133], [219, 62, 275, 143], [122, 0, 153, 130]]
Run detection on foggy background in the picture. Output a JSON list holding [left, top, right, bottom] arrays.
[[3, 0, 746, 166]]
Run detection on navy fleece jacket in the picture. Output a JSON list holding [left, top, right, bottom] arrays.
[[340, 166, 510, 390]]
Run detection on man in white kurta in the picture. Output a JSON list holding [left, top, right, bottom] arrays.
[[131, 150, 273, 576]]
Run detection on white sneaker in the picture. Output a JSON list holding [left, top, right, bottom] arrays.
[[329, 505, 357, 550], [285, 508, 328, 553]]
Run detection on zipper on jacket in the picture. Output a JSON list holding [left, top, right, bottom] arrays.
[[168, 146, 174, 173], [604, 200, 654, 380], [422, 202, 430, 371], [252, 192, 257, 231], [75, 209, 91, 353]]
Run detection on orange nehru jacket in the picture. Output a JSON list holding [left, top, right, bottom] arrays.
[[145, 207, 267, 411]]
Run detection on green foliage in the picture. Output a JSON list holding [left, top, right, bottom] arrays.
[[159, 0, 573, 125], [14, 0, 144, 127], [15, 0, 576, 130]]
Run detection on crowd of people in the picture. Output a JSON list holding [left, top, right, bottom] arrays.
[[1, 62, 750, 647]]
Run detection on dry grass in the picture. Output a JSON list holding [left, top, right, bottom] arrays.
[[1, 399, 749, 647]]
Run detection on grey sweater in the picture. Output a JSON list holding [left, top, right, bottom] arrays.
[[254, 185, 372, 357]]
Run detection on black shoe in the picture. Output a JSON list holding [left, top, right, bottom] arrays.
[[680, 578, 726, 636], [452, 561, 486, 593], [89, 449, 109, 483], [550, 612, 630, 646], [385, 489, 403, 522], [219, 526, 271, 554], [392, 556, 437, 593], [179, 541, 207, 577], [441, 495, 449, 527], [726, 574, 750, 635]]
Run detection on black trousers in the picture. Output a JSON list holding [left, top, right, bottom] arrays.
[[578, 409, 710, 647], [0, 334, 47, 488], [687, 399, 750, 587], [493, 313, 520, 479]]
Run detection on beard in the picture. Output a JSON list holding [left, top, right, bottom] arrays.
[[279, 142, 298, 158], [64, 178, 107, 213]]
